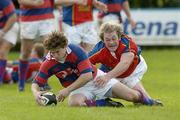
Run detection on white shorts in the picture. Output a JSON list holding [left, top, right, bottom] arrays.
[[119, 55, 148, 88], [102, 14, 120, 24], [63, 21, 99, 45], [2, 22, 19, 45], [20, 19, 56, 40], [69, 69, 118, 100]]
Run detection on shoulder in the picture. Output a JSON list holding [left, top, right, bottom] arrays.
[[40, 58, 57, 70], [88, 41, 105, 57], [68, 44, 89, 61], [69, 44, 86, 55], [121, 34, 136, 47]]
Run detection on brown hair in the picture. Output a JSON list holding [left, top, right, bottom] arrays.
[[99, 22, 123, 41], [32, 43, 45, 59], [43, 31, 68, 50]]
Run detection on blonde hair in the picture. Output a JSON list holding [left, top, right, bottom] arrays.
[[99, 21, 123, 41]]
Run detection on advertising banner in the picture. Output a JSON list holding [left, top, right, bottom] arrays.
[[122, 9, 180, 45]]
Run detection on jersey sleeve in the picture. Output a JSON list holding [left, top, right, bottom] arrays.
[[2, 0, 15, 17], [89, 51, 102, 65], [32, 60, 53, 87], [121, 36, 138, 55], [88, 41, 104, 57]]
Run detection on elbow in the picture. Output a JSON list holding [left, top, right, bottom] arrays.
[[13, 14, 17, 21], [84, 72, 93, 81], [10, 14, 17, 22], [88, 73, 93, 81]]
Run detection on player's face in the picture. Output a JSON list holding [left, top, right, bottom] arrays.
[[103, 31, 119, 52], [50, 47, 67, 61]]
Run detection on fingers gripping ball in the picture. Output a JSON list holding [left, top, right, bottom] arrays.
[[41, 92, 57, 106]]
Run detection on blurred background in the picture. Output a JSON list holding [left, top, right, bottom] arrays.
[[11, 0, 180, 51]]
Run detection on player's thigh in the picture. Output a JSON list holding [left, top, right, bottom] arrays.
[[111, 79, 139, 101], [0, 40, 13, 59], [93, 70, 118, 98], [68, 93, 87, 107], [20, 39, 34, 59], [69, 84, 95, 106]]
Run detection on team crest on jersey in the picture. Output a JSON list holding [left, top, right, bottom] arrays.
[[56, 68, 80, 79], [78, 5, 91, 11]]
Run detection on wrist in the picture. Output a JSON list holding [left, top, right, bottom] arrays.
[[105, 74, 111, 81], [0, 30, 5, 37], [66, 87, 72, 93], [34, 91, 40, 97]]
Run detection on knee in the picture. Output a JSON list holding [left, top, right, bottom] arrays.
[[126, 91, 139, 102], [68, 99, 85, 107], [0, 50, 6, 59], [20, 50, 31, 59]]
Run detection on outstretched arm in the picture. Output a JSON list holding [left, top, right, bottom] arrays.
[[31, 83, 47, 105], [93, 0, 107, 13], [94, 52, 134, 87], [56, 72, 93, 102], [122, 1, 136, 28]]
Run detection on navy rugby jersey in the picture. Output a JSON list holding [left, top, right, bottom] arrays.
[[33, 44, 97, 87]]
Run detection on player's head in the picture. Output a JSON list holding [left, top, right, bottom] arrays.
[[44, 31, 68, 50], [43, 31, 68, 61], [31, 43, 45, 59], [99, 22, 123, 52], [99, 21, 123, 41]]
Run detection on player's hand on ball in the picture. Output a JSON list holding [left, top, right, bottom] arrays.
[[34, 91, 45, 105], [56, 88, 70, 102]]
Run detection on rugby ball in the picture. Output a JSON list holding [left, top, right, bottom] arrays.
[[40, 92, 57, 106]]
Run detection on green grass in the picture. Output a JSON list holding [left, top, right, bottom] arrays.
[[0, 49, 180, 120]]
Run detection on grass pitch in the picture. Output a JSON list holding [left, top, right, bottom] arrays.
[[0, 49, 180, 120]]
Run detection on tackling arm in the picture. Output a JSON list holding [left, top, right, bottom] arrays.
[[94, 52, 135, 87], [68, 72, 93, 92], [105, 52, 134, 80], [94, 52, 134, 87], [93, 0, 107, 13], [56, 72, 93, 102]]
